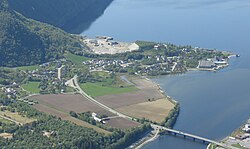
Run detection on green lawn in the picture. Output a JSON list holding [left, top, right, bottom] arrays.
[[21, 81, 40, 93], [64, 52, 90, 65], [80, 82, 138, 97], [16, 65, 40, 71]]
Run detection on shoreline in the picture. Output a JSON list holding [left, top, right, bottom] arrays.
[[132, 54, 237, 149], [134, 129, 160, 149], [209, 118, 250, 149], [130, 76, 179, 149]]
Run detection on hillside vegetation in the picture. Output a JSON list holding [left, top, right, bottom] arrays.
[[0, 0, 84, 67], [8, 0, 113, 33]]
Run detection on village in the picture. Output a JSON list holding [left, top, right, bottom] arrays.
[[0, 38, 234, 104], [222, 119, 250, 149], [0, 38, 235, 144]]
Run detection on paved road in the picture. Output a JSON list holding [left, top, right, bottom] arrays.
[[66, 75, 237, 149], [57, 65, 64, 80], [66, 75, 132, 119], [135, 128, 160, 149], [151, 124, 238, 149]]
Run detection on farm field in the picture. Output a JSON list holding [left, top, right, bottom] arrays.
[[30, 94, 141, 130], [31, 94, 111, 134], [96, 89, 165, 109], [116, 98, 175, 123], [21, 81, 40, 93], [80, 82, 138, 97], [30, 94, 114, 115], [105, 117, 140, 129], [95, 77, 165, 108]]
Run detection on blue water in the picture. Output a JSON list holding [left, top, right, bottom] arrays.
[[82, 0, 250, 148]]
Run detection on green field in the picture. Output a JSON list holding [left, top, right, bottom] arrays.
[[64, 52, 90, 65], [80, 82, 137, 97], [16, 65, 41, 71], [21, 81, 40, 93]]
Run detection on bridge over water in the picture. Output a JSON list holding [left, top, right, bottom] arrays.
[[151, 124, 237, 149]]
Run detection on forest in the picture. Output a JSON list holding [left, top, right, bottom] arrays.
[[0, 98, 151, 148], [0, 0, 84, 67]]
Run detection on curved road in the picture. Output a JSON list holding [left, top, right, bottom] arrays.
[[66, 75, 236, 149], [66, 75, 132, 119]]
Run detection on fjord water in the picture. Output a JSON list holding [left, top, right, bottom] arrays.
[[81, 0, 250, 148]]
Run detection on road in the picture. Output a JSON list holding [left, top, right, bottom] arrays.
[[172, 62, 177, 72], [57, 65, 64, 80], [66, 75, 237, 149], [135, 128, 160, 149], [66, 75, 132, 119], [151, 124, 238, 149]]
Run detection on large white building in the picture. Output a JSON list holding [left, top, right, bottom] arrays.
[[243, 120, 250, 133]]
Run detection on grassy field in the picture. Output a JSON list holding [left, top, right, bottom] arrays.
[[21, 81, 40, 93], [64, 52, 90, 65], [116, 98, 175, 123], [15, 65, 41, 71], [0, 110, 36, 124], [80, 82, 137, 97]]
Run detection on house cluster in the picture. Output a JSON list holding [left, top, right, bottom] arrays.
[[234, 119, 250, 140], [198, 56, 228, 69], [243, 119, 250, 133], [1, 83, 19, 98], [91, 112, 106, 124], [83, 59, 130, 71], [29, 70, 56, 80], [138, 63, 171, 75]]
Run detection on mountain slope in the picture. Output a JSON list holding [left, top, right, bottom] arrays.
[[8, 0, 113, 33], [0, 1, 83, 67]]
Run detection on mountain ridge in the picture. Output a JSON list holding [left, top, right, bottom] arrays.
[[8, 0, 113, 33]]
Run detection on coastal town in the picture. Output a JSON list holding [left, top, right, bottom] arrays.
[[0, 37, 242, 149]]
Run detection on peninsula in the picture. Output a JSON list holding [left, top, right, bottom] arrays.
[[0, 0, 240, 148]]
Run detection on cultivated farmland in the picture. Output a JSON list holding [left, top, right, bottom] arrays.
[[116, 98, 175, 123], [30, 94, 111, 114], [95, 77, 165, 108], [105, 117, 140, 129], [30, 94, 139, 131]]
